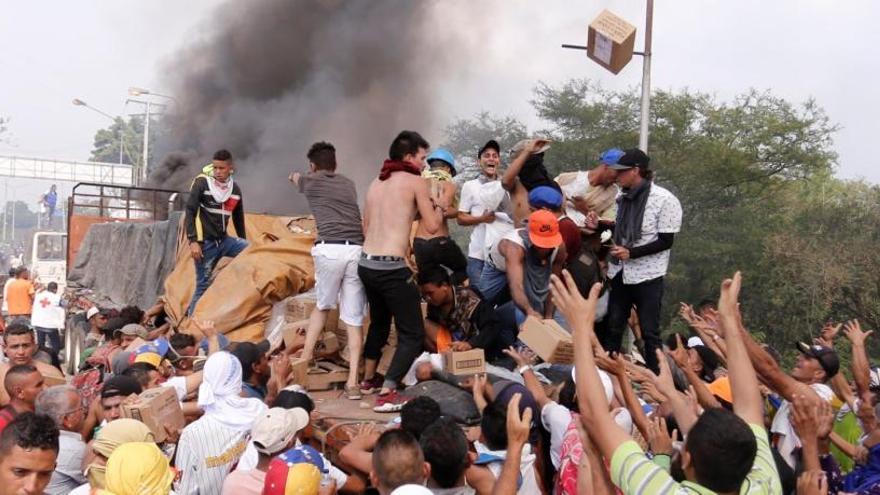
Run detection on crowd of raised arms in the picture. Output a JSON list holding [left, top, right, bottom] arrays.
[[0, 130, 872, 495]]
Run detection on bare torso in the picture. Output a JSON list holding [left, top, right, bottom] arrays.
[[363, 173, 426, 258], [415, 179, 455, 239], [510, 182, 531, 227]]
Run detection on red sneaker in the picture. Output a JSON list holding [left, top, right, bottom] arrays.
[[359, 374, 384, 395], [373, 390, 410, 413]]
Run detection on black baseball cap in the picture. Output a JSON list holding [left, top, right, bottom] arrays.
[[796, 342, 840, 378], [478, 140, 501, 158], [607, 148, 650, 170]]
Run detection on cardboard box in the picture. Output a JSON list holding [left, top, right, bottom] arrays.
[[282, 320, 309, 350], [587, 9, 636, 74], [317, 332, 339, 355], [519, 317, 574, 364], [288, 357, 309, 387], [122, 386, 185, 443], [443, 349, 486, 376], [286, 295, 339, 332], [306, 361, 349, 391]]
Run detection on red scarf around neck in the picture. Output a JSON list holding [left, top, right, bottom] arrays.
[[379, 159, 422, 181]]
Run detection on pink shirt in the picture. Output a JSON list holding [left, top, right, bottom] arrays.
[[221, 468, 266, 495]]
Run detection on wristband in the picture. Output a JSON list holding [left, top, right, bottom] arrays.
[[517, 365, 532, 375]]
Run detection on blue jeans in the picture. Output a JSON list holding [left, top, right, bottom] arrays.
[[467, 258, 485, 289], [478, 263, 511, 307], [187, 237, 249, 316]]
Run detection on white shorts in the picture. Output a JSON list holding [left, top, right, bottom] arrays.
[[312, 243, 366, 326]]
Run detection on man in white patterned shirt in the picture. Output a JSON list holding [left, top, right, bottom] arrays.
[[604, 149, 682, 373]]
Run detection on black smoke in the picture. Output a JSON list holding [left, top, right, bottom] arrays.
[[150, 0, 459, 214]]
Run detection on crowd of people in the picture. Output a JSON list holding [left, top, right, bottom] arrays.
[[0, 130, 875, 495]]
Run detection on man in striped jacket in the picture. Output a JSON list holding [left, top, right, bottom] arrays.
[[184, 149, 248, 316]]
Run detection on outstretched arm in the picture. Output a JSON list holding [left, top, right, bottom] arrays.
[[844, 320, 873, 400], [550, 271, 632, 460], [740, 321, 814, 402], [718, 272, 765, 426]]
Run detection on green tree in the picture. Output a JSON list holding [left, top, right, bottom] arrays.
[[89, 115, 162, 169], [0, 201, 38, 230]]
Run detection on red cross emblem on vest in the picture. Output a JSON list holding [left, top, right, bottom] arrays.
[[39, 297, 51, 308]]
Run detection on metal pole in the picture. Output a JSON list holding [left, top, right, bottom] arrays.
[[10, 188, 15, 242], [2, 181, 6, 242], [638, 0, 654, 152], [142, 101, 151, 185]]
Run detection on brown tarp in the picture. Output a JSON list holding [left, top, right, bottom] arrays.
[[164, 214, 317, 341]]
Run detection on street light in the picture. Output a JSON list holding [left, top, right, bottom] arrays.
[[72, 98, 125, 165], [128, 86, 177, 103]]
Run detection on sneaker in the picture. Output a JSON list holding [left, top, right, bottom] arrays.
[[359, 375, 384, 395], [373, 390, 410, 413], [344, 384, 362, 400]]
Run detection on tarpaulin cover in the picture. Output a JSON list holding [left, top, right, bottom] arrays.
[[164, 214, 317, 342], [67, 212, 183, 309]]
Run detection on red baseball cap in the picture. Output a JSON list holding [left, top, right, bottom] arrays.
[[527, 210, 562, 249]]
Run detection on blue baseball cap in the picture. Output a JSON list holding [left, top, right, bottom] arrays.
[[527, 186, 563, 210], [598, 148, 625, 165], [426, 149, 456, 176]]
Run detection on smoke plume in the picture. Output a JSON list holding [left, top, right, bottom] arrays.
[[151, 0, 465, 214]]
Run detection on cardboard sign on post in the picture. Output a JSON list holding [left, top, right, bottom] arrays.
[[587, 10, 637, 74], [519, 317, 574, 364]]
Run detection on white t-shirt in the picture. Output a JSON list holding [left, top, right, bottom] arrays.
[[770, 382, 834, 468], [459, 178, 489, 260], [1, 278, 13, 313], [541, 401, 572, 469], [607, 183, 682, 285], [162, 376, 189, 402], [31, 290, 64, 329]]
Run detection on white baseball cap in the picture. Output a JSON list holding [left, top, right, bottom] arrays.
[[251, 407, 310, 455], [86, 307, 102, 320]]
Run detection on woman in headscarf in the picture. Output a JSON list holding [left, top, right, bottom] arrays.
[[99, 442, 175, 495], [68, 418, 155, 495], [175, 351, 267, 495]]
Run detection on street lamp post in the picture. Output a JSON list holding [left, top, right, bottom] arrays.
[[127, 87, 173, 183], [72, 98, 125, 166], [638, 0, 654, 152]]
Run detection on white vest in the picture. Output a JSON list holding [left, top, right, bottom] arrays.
[[31, 290, 64, 329]]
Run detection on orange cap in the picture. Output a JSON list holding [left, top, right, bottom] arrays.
[[527, 210, 563, 249], [707, 376, 733, 404]]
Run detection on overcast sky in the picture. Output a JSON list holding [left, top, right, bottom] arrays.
[[0, 0, 877, 206]]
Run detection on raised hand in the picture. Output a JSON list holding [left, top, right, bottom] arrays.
[[843, 320, 873, 347], [817, 322, 843, 348], [505, 393, 533, 448], [668, 334, 690, 370], [549, 270, 601, 333], [647, 415, 675, 456]]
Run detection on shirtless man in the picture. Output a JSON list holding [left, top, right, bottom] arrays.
[[358, 131, 445, 412], [412, 148, 467, 284], [0, 324, 63, 405]]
